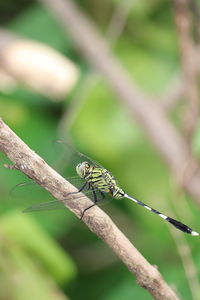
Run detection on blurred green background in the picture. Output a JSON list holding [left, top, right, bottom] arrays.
[[0, 0, 199, 299]]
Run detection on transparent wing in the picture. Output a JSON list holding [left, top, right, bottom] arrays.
[[22, 187, 111, 213], [10, 180, 35, 197], [23, 199, 67, 212], [53, 140, 121, 187], [11, 176, 86, 199], [54, 140, 106, 169]]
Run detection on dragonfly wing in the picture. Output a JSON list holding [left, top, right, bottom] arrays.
[[10, 180, 35, 197], [12, 176, 85, 200], [23, 200, 66, 212], [55, 140, 105, 168], [22, 187, 110, 213]]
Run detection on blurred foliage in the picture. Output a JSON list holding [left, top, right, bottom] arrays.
[[0, 0, 199, 300]]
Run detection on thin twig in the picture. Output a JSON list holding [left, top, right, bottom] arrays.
[[171, 230, 200, 300], [168, 207, 200, 300], [106, 0, 134, 44], [160, 44, 200, 113], [0, 119, 180, 300], [190, 0, 200, 44], [171, 0, 199, 143], [165, 179, 200, 300], [160, 76, 185, 111]]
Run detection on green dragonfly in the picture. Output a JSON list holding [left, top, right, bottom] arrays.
[[23, 145, 199, 236]]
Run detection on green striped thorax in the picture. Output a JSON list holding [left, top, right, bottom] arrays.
[[76, 161, 125, 198]]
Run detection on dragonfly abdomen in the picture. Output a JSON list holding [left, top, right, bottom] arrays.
[[112, 187, 125, 199]]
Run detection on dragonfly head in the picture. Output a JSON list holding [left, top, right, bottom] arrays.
[[76, 161, 91, 178]]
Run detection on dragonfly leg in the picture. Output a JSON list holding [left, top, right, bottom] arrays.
[[100, 191, 105, 200], [80, 186, 97, 220], [78, 181, 88, 192], [63, 181, 88, 198]]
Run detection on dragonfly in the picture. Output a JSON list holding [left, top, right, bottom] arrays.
[[23, 145, 199, 236]]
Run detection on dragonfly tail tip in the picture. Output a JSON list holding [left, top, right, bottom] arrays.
[[191, 230, 199, 236]]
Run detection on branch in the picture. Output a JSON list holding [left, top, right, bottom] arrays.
[[160, 76, 185, 112], [190, 0, 200, 46], [171, 0, 199, 142], [160, 46, 200, 115], [106, 0, 134, 44], [166, 197, 200, 299], [0, 119, 180, 300], [38, 0, 200, 206]]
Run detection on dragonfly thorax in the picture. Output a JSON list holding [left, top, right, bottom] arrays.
[[76, 161, 125, 198]]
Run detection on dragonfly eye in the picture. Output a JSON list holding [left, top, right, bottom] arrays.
[[76, 162, 91, 178], [76, 163, 84, 178], [84, 162, 90, 169]]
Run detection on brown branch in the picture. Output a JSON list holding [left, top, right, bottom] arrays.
[[37, 0, 200, 206], [190, 0, 200, 45], [160, 76, 185, 111], [0, 119, 180, 300], [106, 0, 134, 44], [171, 0, 199, 142], [160, 44, 200, 113], [166, 193, 200, 299]]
